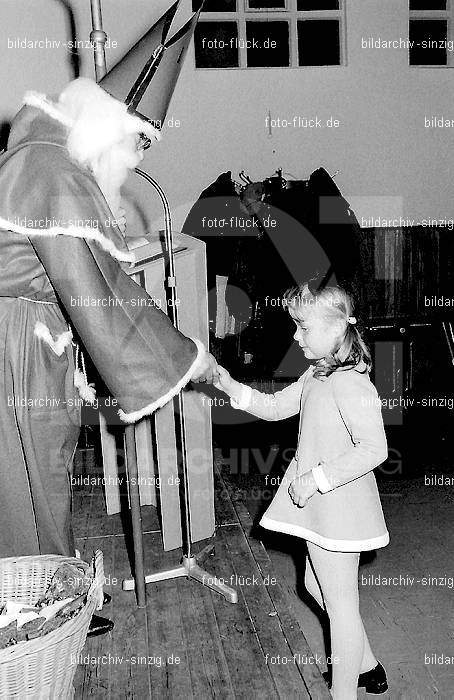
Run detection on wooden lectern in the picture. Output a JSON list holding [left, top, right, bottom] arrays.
[[99, 232, 215, 550]]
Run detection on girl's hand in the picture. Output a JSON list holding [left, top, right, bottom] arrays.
[[288, 472, 318, 508], [213, 365, 234, 393]]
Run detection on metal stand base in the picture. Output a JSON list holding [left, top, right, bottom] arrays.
[[122, 543, 238, 603]]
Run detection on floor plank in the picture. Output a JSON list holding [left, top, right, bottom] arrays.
[[218, 470, 330, 700], [175, 551, 237, 699], [141, 535, 194, 700], [73, 536, 114, 700], [200, 526, 280, 700]]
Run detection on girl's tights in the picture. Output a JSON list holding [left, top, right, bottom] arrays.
[[304, 543, 377, 700]]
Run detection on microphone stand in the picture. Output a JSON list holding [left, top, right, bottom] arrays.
[[121, 170, 237, 602], [90, 0, 237, 606], [90, 0, 108, 82]]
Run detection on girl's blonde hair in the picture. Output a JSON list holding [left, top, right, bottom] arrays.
[[283, 280, 371, 378]]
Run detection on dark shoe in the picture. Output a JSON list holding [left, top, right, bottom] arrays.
[[323, 661, 388, 694], [322, 669, 331, 688], [358, 662, 388, 694], [103, 592, 112, 606], [87, 615, 114, 637]]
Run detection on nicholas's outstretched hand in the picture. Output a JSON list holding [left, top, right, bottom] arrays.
[[191, 349, 220, 384]]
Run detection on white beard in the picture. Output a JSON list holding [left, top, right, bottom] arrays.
[[91, 139, 143, 229]]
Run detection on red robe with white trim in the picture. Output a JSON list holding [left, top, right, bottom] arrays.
[[0, 100, 201, 557]]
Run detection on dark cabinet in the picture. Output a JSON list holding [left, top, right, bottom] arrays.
[[361, 226, 454, 475]]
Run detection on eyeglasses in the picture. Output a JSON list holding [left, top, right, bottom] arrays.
[[136, 133, 152, 152]]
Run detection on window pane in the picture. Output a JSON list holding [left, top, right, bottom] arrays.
[[409, 1, 446, 10], [246, 21, 289, 66], [409, 19, 447, 64], [248, 0, 286, 8], [298, 0, 339, 9], [194, 0, 236, 11], [194, 22, 239, 67], [297, 20, 340, 65]]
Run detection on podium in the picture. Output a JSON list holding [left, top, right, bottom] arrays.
[[99, 232, 215, 551]]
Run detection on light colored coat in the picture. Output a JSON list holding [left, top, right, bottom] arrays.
[[231, 363, 389, 552]]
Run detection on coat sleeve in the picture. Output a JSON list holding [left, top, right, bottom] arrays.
[[29, 233, 205, 422], [311, 371, 388, 492], [228, 369, 311, 421]]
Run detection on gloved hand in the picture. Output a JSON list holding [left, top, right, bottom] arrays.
[[190, 349, 220, 384]]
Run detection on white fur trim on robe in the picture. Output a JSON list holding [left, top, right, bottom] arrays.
[[34, 321, 73, 356], [23, 92, 75, 129], [118, 337, 207, 423], [0, 216, 134, 265], [73, 368, 97, 405]]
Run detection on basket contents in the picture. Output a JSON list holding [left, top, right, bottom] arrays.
[[0, 562, 92, 649]]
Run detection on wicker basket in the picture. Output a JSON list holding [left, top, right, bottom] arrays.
[[0, 550, 104, 699]]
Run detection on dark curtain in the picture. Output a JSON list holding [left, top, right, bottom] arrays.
[[182, 168, 362, 378]]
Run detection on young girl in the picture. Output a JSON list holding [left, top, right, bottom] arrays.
[[214, 282, 389, 700]]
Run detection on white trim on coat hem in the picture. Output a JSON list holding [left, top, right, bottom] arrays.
[[0, 216, 134, 264], [259, 515, 390, 552], [118, 337, 206, 423]]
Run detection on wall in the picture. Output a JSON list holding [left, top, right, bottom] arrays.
[[1, 0, 452, 231]]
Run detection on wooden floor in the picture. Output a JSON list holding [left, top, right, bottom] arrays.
[[72, 449, 330, 699]]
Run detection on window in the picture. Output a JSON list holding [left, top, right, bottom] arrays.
[[409, 0, 454, 66], [193, 0, 345, 69]]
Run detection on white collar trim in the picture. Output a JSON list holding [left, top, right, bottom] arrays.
[[23, 91, 74, 129]]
